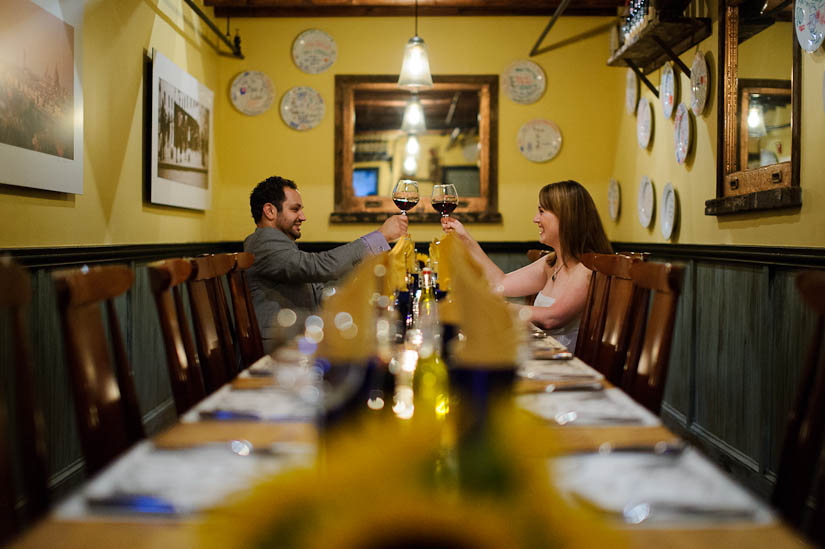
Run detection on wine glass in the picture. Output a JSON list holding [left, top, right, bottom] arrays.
[[392, 179, 419, 216], [431, 184, 459, 218]]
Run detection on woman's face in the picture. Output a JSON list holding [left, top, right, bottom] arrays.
[[533, 204, 560, 246]]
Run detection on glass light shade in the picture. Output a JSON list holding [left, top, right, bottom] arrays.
[[397, 36, 433, 91], [405, 134, 420, 155], [401, 96, 426, 133], [403, 155, 418, 175]]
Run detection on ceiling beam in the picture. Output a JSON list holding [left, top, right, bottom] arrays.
[[204, 0, 622, 18]]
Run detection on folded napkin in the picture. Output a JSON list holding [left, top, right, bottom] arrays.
[[552, 448, 774, 525], [182, 385, 319, 423], [518, 359, 604, 382], [516, 388, 659, 426]]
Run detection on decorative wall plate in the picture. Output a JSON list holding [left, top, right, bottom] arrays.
[[292, 29, 337, 74], [636, 96, 652, 148], [608, 178, 621, 221], [517, 119, 562, 162], [230, 71, 275, 116], [660, 62, 677, 119], [502, 60, 547, 104], [661, 182, 678, 240], [795, 0, 825, 52], [637, 176, 655, 228], [626, 68, 639, 115], [280, 86, 325, 131], [690, 50, 709, 116], [673, 103, 692, 164]]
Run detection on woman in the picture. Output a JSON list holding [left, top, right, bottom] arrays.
[[441, 180, 612, 349]]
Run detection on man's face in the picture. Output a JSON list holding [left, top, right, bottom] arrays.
[[275, 187, 306, 240]]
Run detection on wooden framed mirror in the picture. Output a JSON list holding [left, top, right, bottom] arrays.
[[331, 75, 500, 223], [705, 0, 801, 215]]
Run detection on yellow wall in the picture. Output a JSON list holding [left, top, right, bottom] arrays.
[[2, 2, 823, 249], [606, 11, 825, 247], [214, 15, 623, 244], [0, 0, 222, 248]]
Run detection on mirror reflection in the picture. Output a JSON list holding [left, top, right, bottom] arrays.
[[739, 82, 791, 170], [353, 87, 480, 199], [332, 75, 499, 223]]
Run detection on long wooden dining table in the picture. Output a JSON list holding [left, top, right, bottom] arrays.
[[11, 337, 809, 549]]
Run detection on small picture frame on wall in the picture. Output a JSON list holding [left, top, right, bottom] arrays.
[[0, 0, 83, 194], [150, 50, 213, 210]]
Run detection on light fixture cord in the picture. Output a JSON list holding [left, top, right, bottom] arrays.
[[415, 0, 418, 37]]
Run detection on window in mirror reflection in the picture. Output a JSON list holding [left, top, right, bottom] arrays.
[[353, 167, 379, 197]]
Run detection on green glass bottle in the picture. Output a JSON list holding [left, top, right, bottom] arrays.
[[413, 268, 450, 420]]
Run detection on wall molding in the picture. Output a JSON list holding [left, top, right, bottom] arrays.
[[5, 240, 823, 270]]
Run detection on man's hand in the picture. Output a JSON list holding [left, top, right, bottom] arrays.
[[379, 214, 409, 242]]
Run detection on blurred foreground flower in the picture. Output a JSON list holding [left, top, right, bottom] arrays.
[[198, 407, 624, 548]]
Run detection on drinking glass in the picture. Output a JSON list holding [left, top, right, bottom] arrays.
[[431, 184, 459, 218], [392, 179, 419, 216]]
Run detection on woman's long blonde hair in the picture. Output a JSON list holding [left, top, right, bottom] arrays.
[[539, 180, 612, 264]]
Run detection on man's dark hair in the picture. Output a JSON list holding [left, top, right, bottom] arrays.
[[250, 176, 298, 223]]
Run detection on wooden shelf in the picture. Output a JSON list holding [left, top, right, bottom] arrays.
[[608, 16, 712, 74]]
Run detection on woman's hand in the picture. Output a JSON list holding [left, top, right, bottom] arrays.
[[441, 216, 470, 241]]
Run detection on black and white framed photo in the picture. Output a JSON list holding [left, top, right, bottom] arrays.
[[150, 50, 213, 210], [0, 0, 83, 194]]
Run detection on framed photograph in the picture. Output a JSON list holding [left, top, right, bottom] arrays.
[[150, 50, 213, 210], [0, 0, 83, 194]]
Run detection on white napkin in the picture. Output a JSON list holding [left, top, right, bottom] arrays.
[[57, 441, 313, 518], [182, 385, 320, 423], [516, 388, 659, 426], [551, 448, 774, 526], [518, 358, 604, 382]]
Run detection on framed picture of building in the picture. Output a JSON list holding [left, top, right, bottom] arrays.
[[150, 50, 213, 210], [0, 0, 83, 194]]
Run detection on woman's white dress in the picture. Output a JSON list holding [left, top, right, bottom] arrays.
[[533, 292, 580, 350]]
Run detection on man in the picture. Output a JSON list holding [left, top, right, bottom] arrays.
[[244, 176, 408, 347]]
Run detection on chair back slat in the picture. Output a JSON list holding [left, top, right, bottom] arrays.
[[148, 259, 206, 414], [53, 265, 144, 475], [575, 253, 610, 363], [188, 256, 237, 392], [592, 254, 641, 383], [227, 252, 264, 368], [0, 259, 49, 541], [620, 261, 683, 415], [774, 270, 825, 531]]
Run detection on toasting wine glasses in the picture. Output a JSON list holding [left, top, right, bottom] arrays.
[[431, 184, 459, 218], [392, 179, 420, 216]]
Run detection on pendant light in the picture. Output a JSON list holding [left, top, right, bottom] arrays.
[[401, 94, 426, 133], [397, 0, 433, 90]]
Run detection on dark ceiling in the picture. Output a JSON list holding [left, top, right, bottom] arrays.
[[355, 88, 479, 133], [203, 0, 624, 18]]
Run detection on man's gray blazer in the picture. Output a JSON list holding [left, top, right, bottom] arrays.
[[243, 227, 368, 342]]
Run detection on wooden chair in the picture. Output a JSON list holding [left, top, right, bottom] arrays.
[[188, 254, 238, 392], [591, 253, 642, 384], [53, 265, 144, 475], [0, 259, 49, 542], [773, 270, 825, 536], [574, 252, 611, 363], [226, 252, 264, 368], [147, 259, 206, 415], [525, 249, 551, 306], [620, 261, 684, 415]]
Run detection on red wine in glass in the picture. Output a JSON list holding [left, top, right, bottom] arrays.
[[431, 184, 459, 218], [432, 199, 458, 216], [392, 179, 420, 216], [393, 197, 419, 211]]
